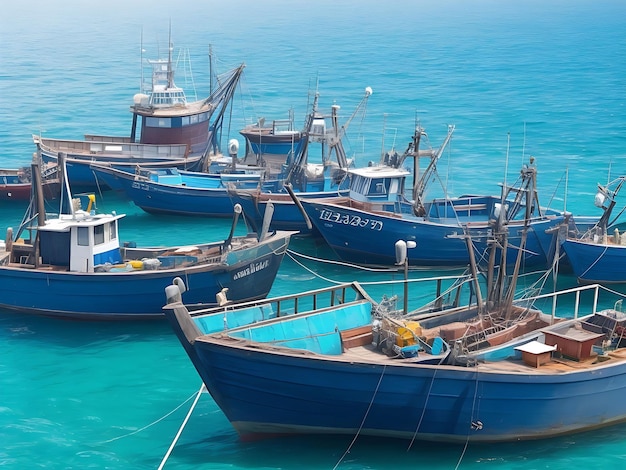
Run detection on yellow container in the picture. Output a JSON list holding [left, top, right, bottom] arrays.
[[405, 321, 422, 337], [129, 260, 143, 269], [396, 327, 416, 347]]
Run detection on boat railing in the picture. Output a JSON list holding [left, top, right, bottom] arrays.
[[187, 281, 374, 320], [84, 135, 134, 144], [182, 273, 474, 325], [272, 119, 297, 134], [37, 137, 189, 159], [513, 283, 626, 322]]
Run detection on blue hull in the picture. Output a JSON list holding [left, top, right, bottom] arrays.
[[562, 238, 626, 284], [127, 183, 235, 217], [96, 169, 240, 218], [231, 190, 349, 233], [185, 335, 626, 442], [40, 151, 204, 192], [164, 276, 626, 442], [0, 235, 290, 319], [300, 199, 564, 267]]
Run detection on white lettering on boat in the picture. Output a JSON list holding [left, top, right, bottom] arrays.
[[131, 182, 150, 191], [233, 259, 271, 280], [318, 209, 383, 231]]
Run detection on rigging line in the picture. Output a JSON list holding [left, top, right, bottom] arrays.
[[158, 383, 206, 470], [407, 362, 444, 451], [286, 252, 344, 284], [99, 388, 201, 444], [578, 243, 611, 279], [454, 368, 481, 470], [504, 132, 510, 192], [445, 125, 451, 201], [287, 249, 399, 272], [545, 170, 567, 210], [333, 365, 388, 470], [90, 168, 105, 201], [287, 248, 463, 274], [598, 283, 626, 299], [286, 251, 467, 292]]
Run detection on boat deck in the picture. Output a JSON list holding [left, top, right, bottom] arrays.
[[340, 342, 626, 374]]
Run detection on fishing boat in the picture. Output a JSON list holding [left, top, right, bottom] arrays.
[[0, 168, 31, 200], [162, 202, 626, 443], [0, 160, 61, 201], [239, 111, 305, 175], [88, 154, 264, 218], [0, 159, 293, 320], [228, 88, 372, 233], [293, 133, 591, 268], [34, 36, 244, 192], [561, 176, 626, 284]]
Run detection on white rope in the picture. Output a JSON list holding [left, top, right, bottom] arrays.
[[578, 243, 610, 280], [99, 388, 201, 444], [287, 248, 400, 272], [286, 249, 463, 285], [287, 248, 463, 274], [158, 383, 206, 470], [286, 250, 345, 285]]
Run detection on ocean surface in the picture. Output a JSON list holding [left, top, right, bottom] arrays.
[[2, 0, 626, 468]]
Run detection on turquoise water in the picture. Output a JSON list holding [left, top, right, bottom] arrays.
[[2, 0, 626, 468]]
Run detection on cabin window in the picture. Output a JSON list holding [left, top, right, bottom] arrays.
[[389, 179, 399, 195], [109, 221, 118, 241], [351, 175, 366, 193], [77, 226, 90, 246], [368, 178, 387, 195], [182, 116, 190, 126], [94, 224, 105, 245], [145, 117, 172, 128]]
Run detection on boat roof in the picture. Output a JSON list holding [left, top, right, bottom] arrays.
[[40, 212, 126, 232], [131, 98, 216, 118], [349, 165, 410, 178]]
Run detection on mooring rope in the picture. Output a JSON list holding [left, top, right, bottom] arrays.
[[158, 383, 206, 470], [333, 365, 387, 470], [99, 386, 203, 445], [287, 248, 400, 273], [406, 360, 445, 451], [454, 368, 482, 470]]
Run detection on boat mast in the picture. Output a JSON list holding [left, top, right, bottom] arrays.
[[328, 86, 373, 170], [411, 125, 455, 216], [596, 177, 626, 231], [167, 22, 174, 90]]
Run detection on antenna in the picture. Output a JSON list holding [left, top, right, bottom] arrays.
[[167, 21, 174, 89], [521, 121, 526, 165], [504, 132, 510, 194], [140, 28, 144, 93]]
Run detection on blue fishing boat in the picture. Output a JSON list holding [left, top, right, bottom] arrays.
[[34, 34, 244, 192], [163, 211, 626, 443], [239, 112, 305, 174], [561, 176, 626, 285], [294, 132, 591, 268], [228, 88, 373, 233], [89, 161, 264, 218], [0, 160, 293, 320]]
